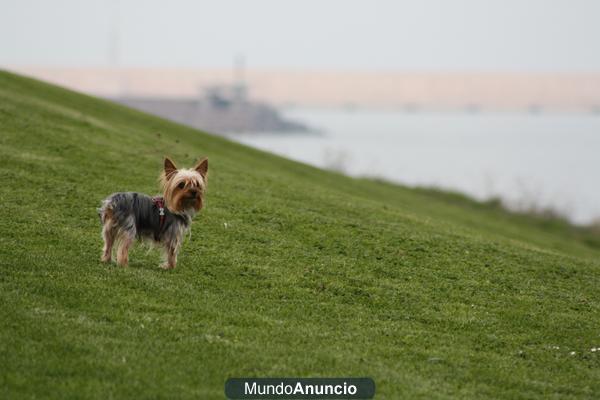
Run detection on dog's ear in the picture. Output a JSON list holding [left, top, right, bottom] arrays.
[[164, 157, 178, 179], [195, 157, 208, 179]]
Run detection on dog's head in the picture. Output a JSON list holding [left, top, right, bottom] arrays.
[[160, 157, 208, 214]]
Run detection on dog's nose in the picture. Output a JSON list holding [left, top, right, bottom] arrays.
[[188, 189, 198, 196]]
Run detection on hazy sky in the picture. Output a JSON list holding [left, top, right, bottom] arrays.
[[1, 0, 600, 71]]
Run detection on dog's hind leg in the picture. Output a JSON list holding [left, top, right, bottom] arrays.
[[100, 209, 115, 263], [116, 233, 134, 267], [114, 215, 136, 267]]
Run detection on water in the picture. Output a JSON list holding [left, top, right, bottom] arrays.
[[230, 108, 600, 225]]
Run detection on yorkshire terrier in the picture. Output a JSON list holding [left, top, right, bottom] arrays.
[[98, 157, 208, 269]]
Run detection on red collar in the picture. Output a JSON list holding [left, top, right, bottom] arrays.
[[152, 196, 166, 231]]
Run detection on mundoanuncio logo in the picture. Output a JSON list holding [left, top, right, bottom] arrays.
[[225, 378, 375, 399]]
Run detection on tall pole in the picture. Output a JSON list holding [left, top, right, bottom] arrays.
[[108, 0, 120, 68], [234, 54, 245, 87], [108, 0, 126, 97], [233, 54, 246, 102]]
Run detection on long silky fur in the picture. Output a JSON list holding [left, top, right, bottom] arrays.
[[99, 157, 208, 269]]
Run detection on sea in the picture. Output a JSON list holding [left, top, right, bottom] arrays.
[[229, 108, 600, 225]]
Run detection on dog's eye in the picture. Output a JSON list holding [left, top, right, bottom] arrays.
[[178, 182, 185, 189]]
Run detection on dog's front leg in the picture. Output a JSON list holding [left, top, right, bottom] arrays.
[[160, 245, 178, 270]]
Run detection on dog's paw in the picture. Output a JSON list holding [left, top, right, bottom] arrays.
[[159, 263, 175, 270]]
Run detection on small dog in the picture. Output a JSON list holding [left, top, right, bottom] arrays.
[[98, 157, 208, 269]]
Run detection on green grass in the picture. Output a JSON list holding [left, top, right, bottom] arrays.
[[1, 69, 600, 399]]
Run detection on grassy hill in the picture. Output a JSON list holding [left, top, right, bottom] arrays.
[[1, 70, 600, 399]]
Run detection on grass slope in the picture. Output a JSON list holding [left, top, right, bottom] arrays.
[[1, 70, 600, 399]]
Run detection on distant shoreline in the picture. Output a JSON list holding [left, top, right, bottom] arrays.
[[8, 66, 600, 113]]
